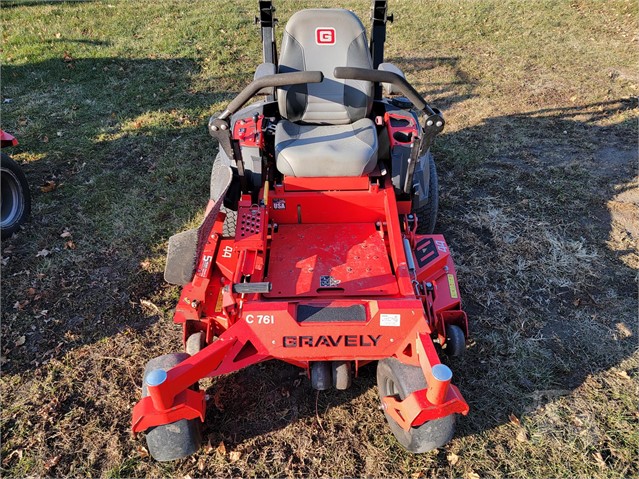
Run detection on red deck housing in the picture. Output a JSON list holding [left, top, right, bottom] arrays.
[[132, 177, 469, 434]]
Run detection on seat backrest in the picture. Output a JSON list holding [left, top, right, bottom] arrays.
[[277, 9, 373, 125]]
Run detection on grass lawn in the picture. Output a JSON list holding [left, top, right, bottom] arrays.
[[1, 0, 637, 477]]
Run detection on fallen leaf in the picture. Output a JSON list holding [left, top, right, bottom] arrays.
[[615, 369, 630, 379], [64, 240, 76, 250], [467, 472, 480, 479], [410, 472, 423, 479], [36, 249, 51, 257], [202, 436, 215, 454], [40, 181, 57, 193], [26, 287, 37, 297], [615, 323, 632, 339], [13, 300, 29, 310], [55, 32, 61, 39], [15, 336, 26, 347], [447, 452, 460, 466], [43, 454, 61, 471], [136, 445, 149, 458], [215, 441, 226, 455], [229, 451, 241, 462], [593, 452, 607, 469], [516, 428, 528, 442], [140, 299, 159, 313], [2, 448, 23, 466], [42, 135, 49, 143], [60, 230, 72, 238], [63, 52, 73, 63], [508, 413, 521, 426], [213, 391, 225, 411]]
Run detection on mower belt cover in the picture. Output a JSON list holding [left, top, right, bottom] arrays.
[[164, 163, 232, 285]]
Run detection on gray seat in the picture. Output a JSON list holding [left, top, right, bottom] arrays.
[[275, 118, 377, 177], [275, 9, 378, 177]]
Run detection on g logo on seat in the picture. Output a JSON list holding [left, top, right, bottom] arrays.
[[315, 28, 336, 45]]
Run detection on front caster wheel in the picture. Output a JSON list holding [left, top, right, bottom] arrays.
[[377, 357, 455, 453], [444, 324, 466, 357], [141, 353, 202, 461]]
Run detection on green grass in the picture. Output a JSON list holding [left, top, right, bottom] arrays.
[[1, 0, 638, 477]]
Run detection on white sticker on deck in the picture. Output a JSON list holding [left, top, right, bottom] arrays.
[[380, 314, 401, 327]]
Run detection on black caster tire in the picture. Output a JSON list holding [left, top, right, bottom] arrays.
[[1, 152, 31, 239], [310, 361, 331, 390], [185, 331, 205, 356], [332, 361, 352, 390], [141, 353, 202, 461], [412, 152, 439, 234], [377, 357, 455, 453], [444, 324, 466, 358]]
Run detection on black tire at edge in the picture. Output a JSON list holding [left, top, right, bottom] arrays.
[[1, 152, 31, 239], [141, 353, 202, 462], [377, 357, 455, 453]]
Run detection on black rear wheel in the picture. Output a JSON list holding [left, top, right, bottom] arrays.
[[141, 353, 202, 461], [377, 357, 455, 453], [412, 152, 438, 234], [1, 153, 30, 239]]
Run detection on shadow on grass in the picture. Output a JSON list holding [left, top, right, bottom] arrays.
[[386, 56, 477, 108], [433, 98, 638, 444], [1, 50, 637, 461], [1, 56, 245, 377], [1, 0, 94, 8]]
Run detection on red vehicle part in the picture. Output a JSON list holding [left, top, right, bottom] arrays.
[[233, 115, 265, 148], [0, 130, 18, 148], [131, 177, 469, 435], [384, 111, 419, 147]]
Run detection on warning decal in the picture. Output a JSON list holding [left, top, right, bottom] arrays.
[[447, 274, 458, 299], [380, 313, 401, 327]]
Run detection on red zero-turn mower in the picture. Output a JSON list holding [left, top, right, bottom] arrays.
[[131, 1, 469, 461]]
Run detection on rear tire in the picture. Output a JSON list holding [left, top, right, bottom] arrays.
[[1, 153, 30, 239], [377, 357, 455, 453], [212, 152, 237, 238], [412, 153, 438, 234], [141, 353, 202, 461]]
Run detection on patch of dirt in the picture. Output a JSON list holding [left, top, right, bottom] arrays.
[[607, 180, 639, 268]]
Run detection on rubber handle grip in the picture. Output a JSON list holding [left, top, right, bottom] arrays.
[[333, 67, 432, 114]]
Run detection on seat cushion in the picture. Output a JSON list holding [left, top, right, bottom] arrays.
[[275, 117, 378, 177]]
